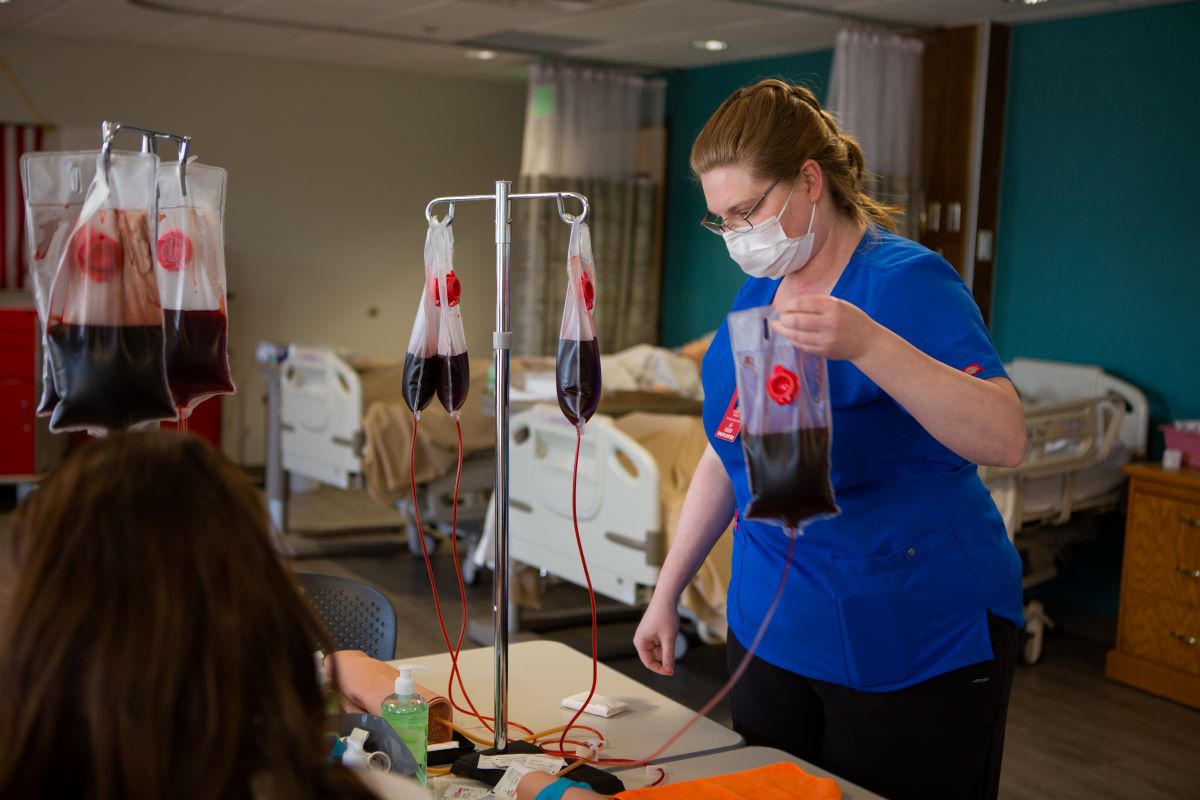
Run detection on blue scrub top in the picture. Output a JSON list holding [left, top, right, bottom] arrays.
[[701, 228, 1024, 692]]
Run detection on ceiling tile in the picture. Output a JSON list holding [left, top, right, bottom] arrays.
[[522, 0, 778, 43], [0, 0, 72, 32], [364, 0, 551, 42], [224, 0, 430, 28], [18, 0, 180, 38]]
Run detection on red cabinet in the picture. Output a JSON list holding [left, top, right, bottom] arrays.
[[0, 304, 37, 476]]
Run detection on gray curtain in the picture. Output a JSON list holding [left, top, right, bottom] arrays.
[[511, 175, 659, 356]]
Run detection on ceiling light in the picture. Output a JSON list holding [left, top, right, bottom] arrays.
[[693, 39, 729, 52], [1002, 0, 1054, 5], [466, 49, 497, 60]]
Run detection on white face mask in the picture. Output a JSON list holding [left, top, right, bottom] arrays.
[[722, 193, 817, 280]]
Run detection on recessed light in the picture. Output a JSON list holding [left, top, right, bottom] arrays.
[[1002, 0, 1054, 5], [693, 39, 729, 52], [466, 49, 497, 60]]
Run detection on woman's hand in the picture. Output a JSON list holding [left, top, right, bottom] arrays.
[[772, 294, 880, 361], [633, 598, 681, 676]]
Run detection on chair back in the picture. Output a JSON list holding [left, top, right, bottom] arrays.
[[296, 572, 397, 661]]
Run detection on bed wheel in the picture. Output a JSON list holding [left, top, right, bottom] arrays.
[[405, 510, 438, 557], [1021, 600, 1054, 665]]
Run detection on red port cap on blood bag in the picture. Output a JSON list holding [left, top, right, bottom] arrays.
[[581, 272, 595, 311], [71, 226, 124, 282], [767, 364, 800, 405], [157, 230, 194, 272], [432, 271, 462, 307]]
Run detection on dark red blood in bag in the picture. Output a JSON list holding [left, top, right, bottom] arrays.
[[556, 338, 602, 427], [157, 230, 194, 271], [437, 352, 470, 413], [163, 309, 234, 408], [71, 227, 123, 282], [743, 427, 837, 527], [403, 353, 442, 414], [431, 271, 462, 308], [46, 323, 174, 431]]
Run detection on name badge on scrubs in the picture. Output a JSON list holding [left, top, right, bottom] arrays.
[[715, 390, 742, 442]]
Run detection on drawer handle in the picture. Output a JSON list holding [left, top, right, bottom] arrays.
[[1182, 516, 1200, 529], [1170, 630, 1199, 647], [1179, 565, 1200, 580]]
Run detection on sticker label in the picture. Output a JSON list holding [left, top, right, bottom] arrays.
[[715, 389, 741, 442]]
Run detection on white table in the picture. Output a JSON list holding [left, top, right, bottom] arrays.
[[617, 746, 886, 799], [393, 640, 742, 765]]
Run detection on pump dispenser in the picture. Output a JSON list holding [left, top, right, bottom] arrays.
[[381, 664, 429, 786]]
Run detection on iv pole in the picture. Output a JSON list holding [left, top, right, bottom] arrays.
[[424, 180, 590, 751]]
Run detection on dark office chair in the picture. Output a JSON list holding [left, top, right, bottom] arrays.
[[296, 573, 397, 661]]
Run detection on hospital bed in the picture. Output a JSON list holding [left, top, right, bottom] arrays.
[[265, 344, 495, 560], [979, 358, 1148, 663]]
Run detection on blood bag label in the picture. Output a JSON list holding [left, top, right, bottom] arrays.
[[716, 389, 742, 442]]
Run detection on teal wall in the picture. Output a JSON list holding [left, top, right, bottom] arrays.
[[995, 1, 1200, 625], [993, 0, 1200, 445], [659, 51, 833, 346]]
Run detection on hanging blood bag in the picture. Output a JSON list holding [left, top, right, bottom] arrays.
[[156, 161, 235, 416], [429, 220, 469, 416], [31, 151, 174, 434], [727, 305, 839, 529], [21, 150, 97, 418], [555, 219, 601, 430]]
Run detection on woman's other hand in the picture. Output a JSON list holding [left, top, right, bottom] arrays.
[[772, 294, 879, 361], [326, 650, 397, 714], [633, 598, 681, 676]]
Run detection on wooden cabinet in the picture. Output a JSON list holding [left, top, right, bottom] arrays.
[[1106, 464, 1200, 708]]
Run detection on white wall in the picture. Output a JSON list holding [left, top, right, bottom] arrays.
[[0, 33, 526, 464]]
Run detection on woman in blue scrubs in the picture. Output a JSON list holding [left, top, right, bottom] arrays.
[[632, 79, 1026, 800]]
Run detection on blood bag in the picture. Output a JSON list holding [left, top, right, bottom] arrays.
[[428, 219, 469, 416], [157, 161, 235, 416], [727, 305, 838, 529], [555, 219, 601, 430], [31, 151, 174, 434], [403, 218, 447, 417], [20, 151, 98, 417]]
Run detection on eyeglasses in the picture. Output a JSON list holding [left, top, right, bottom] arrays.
[[699, 178, 782, 235]]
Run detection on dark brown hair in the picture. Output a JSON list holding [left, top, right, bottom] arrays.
[[0, 432, 377, 800], [691, 78, 899, 232]]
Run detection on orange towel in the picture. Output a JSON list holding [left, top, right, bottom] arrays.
[[616, 762, 843, 800]]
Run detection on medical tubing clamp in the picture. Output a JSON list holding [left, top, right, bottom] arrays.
[[423, 181, 590, 750]]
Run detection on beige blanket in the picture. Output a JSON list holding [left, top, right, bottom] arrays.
[[613, 412, 733, 640], [359, 359, 496, 506]]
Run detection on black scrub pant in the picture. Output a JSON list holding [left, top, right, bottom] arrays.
[[726, 613, 1018, 800]]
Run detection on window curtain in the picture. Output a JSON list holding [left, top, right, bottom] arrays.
[[512, 63, 666, 356], [828, 30, 924, 239], [2, 123, 44, 290]]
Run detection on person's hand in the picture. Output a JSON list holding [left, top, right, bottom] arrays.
[[326, 650, 398, 714], [633, 597, 680, 676], [772, 294, 879, 361]]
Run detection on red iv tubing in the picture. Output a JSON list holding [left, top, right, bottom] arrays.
[[409, 414, 797, 779]]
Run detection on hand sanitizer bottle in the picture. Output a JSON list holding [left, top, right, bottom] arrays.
[[381, 664, 429, 786]]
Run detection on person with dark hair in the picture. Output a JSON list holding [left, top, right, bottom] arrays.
[[632, 78, 1026, 800], [0, 432, 428, 800]]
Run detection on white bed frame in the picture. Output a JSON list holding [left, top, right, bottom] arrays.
[[271, 344, 492, 557], [506, 406, 664, 608]]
